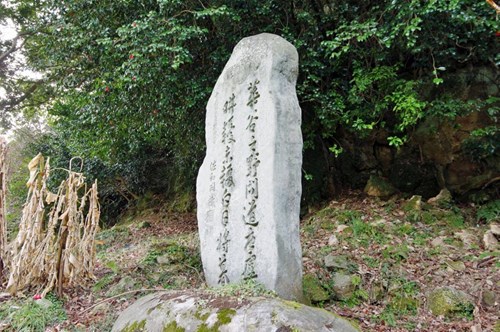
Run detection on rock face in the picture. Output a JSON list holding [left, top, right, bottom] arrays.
[[111, 291, 360, 332], [196, 33, 303, 300]]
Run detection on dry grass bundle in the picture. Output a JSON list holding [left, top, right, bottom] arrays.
[[0, 137, 7, 271], [6, 154, 100, 297]]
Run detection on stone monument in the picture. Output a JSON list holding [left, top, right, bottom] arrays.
[[196, 33, 303, 301]]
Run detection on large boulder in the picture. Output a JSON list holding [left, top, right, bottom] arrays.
[[112, 290, 360, 332]]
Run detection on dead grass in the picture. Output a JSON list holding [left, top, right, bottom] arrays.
[[4, 154, 100, 297]]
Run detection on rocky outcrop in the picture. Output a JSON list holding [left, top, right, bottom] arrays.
[[112, 290, 360, 332]]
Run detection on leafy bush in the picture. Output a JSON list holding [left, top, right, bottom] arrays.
[[477, 200, 500, 223]]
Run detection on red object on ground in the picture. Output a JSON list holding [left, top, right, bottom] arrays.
[[33, 294, 42, 300]]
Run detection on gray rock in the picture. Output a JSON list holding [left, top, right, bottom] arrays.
[[331, 273, 356, 301], [106, 276, 136, 297], [324, 255, 350, 271], [328, 234, 339, 246], [112, 291, 360, 332], [491, 223, 500, 236], [481, 289, 497, 307], [156, 254, 170, 265], [483, 231, 499, 250], [427, 286, 474, 317], [34, 298, 52, 310], [196, 33, 303, 301]]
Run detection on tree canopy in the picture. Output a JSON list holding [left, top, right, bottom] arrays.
[[1, 0, 498, 222]]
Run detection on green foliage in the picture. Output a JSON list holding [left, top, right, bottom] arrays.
[[372, 272, 420, 327], [0, 295, 67, 332], [382, 244, 410, 263], [476, 200, 500, 223], [463, 97, 499, 161], [341, 275, 369, 307], [2, 0, 497, 221], [143, 241, 201, 269]]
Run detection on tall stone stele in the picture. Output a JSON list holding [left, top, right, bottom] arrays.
[[196, 33, 303, 301]]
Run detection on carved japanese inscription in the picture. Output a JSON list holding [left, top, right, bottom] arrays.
[[196, 33, 304, 301]]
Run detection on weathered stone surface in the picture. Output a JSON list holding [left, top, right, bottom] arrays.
[[490, 223, 500, 236], [111, 291, 360, 332], [106, 276, 136, 297], [428, 188, 452, 206], [331, 273, 357, 301], [303, 274, 330, 303], [324, 255, 352, 271], [196, 33, 303, 301], [427, 287, 474, 317], [402, 195, 422, 212], [364, 175, 396, 198], [483, 231, 499, 250]]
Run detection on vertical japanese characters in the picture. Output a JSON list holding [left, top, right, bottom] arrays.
[[217, 94, 236, 284], [243, 80, 261, 280]]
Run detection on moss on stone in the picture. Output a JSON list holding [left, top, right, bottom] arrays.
[[122, 319, 146, 332], [282, 300, 302, 309], [364, 175, 396, 197], [194, 308, 210, 322], [427, 287, 473, 318], [216, 308, 236, 324], [196, 308, 235, 332], [163, 321, 186, 332], [303, 274, 330, 303]]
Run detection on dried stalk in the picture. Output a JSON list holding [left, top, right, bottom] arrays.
[[0, 137, 7, 277], [5, 154, 100, 297]]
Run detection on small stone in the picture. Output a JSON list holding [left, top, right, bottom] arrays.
[[402, 195, 422, 211], [364, 175, 397, 198], [431, 237, 445, 247], [483, 231, 499, 250], [106, 276, 136, 297], [328, 234, 339, 246], [324, 255, 351, 271], [34, 299, 53, 309], [427, 286, 474, 317], [156, 254, 170, 265], [447, 260, 466, 272], [427, 188, 452, 206], [335, 225, 349, 233], [455, 230, 478, 249], [471, 325, 483, 332], [490, 223, 500, 236], [481, 289, 497, 307], [331, 273, 357, 301], [303, 274, 330, 303]]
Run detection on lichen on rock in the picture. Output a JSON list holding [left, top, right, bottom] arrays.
[[427, 287, 474, 318], [112, 290, 360, 332]]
